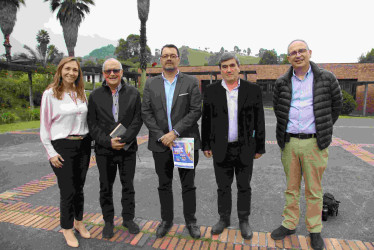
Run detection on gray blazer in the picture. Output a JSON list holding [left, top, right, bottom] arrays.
[[141, 72, 202, 152]]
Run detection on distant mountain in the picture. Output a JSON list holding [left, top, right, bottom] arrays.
[[83, 44, 115, 59], [1, 30, 118, 58]]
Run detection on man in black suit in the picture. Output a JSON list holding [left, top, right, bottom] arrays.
[[141, 44, 202, 239], [201, 52, 265, 239], [87, 58, 143, 238]]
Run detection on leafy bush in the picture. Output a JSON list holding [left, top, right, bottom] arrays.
[[341, 89, 357, 115], [0, 108, 40, 124], [0, 72, 51, 108], [0, 111, 19, 124], [15, 108, 40, 121]]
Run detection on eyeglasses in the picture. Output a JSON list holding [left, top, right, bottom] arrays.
[[161, 54, 178, 59], [288, 48, 308, 57], [103, 69, 121, 75]]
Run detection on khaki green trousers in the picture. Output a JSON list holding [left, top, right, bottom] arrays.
[[280, 137, 328, 233]]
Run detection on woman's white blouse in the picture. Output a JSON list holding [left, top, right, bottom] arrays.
[[40, 88, 89, 159]]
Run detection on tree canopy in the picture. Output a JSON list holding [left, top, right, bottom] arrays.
[[45, 0, 95, 56], [259, 49, 278, 65], [114, 34, 152, 64], [358, 48, 374, 63], [0, 0, 26, 61], [14, 29, 63, 66]]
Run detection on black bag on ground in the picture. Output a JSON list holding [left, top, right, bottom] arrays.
[[322, 192, 340, 221]]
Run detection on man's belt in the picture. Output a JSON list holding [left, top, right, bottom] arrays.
[[228, 141, 240, 147], [287, 133, 316, 139], [66, 134, 88, 140]]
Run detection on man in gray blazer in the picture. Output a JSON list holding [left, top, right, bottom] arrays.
[[141, 44, 202, 239]]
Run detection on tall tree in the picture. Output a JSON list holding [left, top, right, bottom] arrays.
[[259, 49, 278, 65], [0, 0, 25, 62], [179, 46, 190, 66], [278, 53, 289, 64], [234, 45, 240, 54], [14, 30, 63, 66], [44, 0, 94, 57], [137, 0, 150, 87], [36, 29, 50, 59], [154, 48, 160, 64], [358, 48, 374, 63], [114, 34, 151, 64], [247, 48, 251, 56], [257, 48, 266, 58]]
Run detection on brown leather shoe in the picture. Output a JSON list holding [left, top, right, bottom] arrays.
[[62, 229, 79, 248]]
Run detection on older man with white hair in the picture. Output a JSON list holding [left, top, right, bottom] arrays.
[[87, 58, 143, 238]]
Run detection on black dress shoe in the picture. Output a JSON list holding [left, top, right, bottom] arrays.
[[211, 219, 230, 235], [156, 221, 173, 238], [102, 222, 114, 239], [270, 225, 296, 240], [186, 223, 201, 239], [123, 220, 140, 234], [239, 221, 253, 240], [310, 233, 325, 250]]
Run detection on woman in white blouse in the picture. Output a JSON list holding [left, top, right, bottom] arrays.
[[40, 57, 91, 248]]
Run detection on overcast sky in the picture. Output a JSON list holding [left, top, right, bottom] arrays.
[[3, 0, 374, 63]]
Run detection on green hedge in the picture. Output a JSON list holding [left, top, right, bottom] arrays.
[[0, 108, 40, 124]]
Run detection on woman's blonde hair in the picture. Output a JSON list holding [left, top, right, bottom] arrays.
[[47, 57, 86, 102]]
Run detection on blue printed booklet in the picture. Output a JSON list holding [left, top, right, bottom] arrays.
[[172, 138, 194, 169]]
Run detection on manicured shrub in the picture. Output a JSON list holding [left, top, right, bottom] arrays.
[[341, 89, 357, 115]]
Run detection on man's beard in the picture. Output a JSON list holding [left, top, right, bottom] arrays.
[[164, 65, 176, 72]]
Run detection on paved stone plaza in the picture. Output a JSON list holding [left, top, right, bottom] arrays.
[[0, 109, 373, 249]]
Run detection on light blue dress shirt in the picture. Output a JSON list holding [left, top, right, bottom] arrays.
[[286, 66, 316, 134], [162, 71, 179, 132], [222, 79, 240, 142]]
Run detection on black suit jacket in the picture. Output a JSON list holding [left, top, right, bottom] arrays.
[[87, 80, 143, 155], [141, 72, 202, 152], [201, 79, 265, 165]]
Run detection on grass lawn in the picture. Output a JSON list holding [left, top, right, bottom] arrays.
[[0, 121, 40, 134]]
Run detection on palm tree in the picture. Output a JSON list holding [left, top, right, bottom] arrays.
[[44, 0, 94, 57], [0, 0, 25, 62], [15, 30, 64, 66], [137, 0, 150, 87], [18, 44, 63, 66], [36, 29, 50, 59]]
